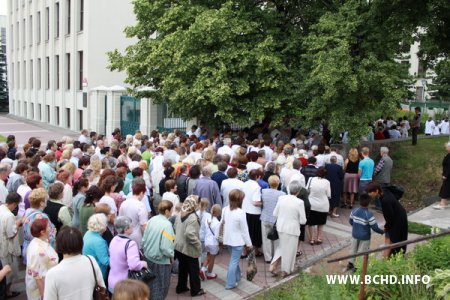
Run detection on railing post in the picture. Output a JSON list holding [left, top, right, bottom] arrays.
[[359, 254, 369, 300]]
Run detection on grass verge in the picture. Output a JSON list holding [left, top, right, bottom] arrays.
[[0, 135, 5, 142], [408, 221, 433, 235], [390, 136, 448, 210]]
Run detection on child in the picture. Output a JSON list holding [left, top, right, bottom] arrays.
[[347, 194, 384, 272], [200, 204, 222, 280], [196, 198, 211, 268]]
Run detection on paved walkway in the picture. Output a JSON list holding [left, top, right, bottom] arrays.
[[0, 114, 78, 148], [408, 203, 450, 229], [11, 208, 384, 300]]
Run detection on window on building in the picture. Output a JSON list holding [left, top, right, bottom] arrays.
[[10, 25, 13, 49], [29, 15, 33, 45], [23, 61, 26, 89], [11, 63, 14, 89], [37, 11, 41, 43], [55, 55, 60, 89], [78, 109, 83, 131], [24, 102, 27, 117], [66, 0, 71, 34], [30, 60, 33, 89], [16, 21, 19, 49], [46, 56, 50, 89], [17, 62, 20, 88], [37, 58, 41, 89], [66, 53, 70, 89], [39, 104, 42, 120], [55, 2, 60, 38], [22, 18, 26, 47], [31, 103, 34, 119], [46, 105, 50, 122], [78, 51, 83, 90], [56, 107, 60, 125], [66, 108, 70, 128], [78, 0, 84, 31], [45, 7, 49, 41]]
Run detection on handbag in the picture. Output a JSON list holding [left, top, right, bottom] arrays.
[[267, 222, 279, 241], [86, 256, 109, 300], [125, 239, 156, 283], [246, 249, 258, 281]]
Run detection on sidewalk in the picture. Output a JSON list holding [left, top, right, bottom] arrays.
[[0, 113, 78, 148], [408, 203, 450, 229]]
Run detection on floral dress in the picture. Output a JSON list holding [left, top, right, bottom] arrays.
[[26, 238, 59, 300], [22, 208, 57, 264]]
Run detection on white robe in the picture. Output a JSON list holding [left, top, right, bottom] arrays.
[[425, 120, 435, 135], [433, 121, 441, 135], [441, 121, 450, 135]]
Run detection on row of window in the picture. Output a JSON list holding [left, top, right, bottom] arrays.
[[10, 51, 84, 91], [10, 0, 84, 49], [12, 101, 84, 130]]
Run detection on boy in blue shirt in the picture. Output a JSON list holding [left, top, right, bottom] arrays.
[[347, 194, 384, 271]]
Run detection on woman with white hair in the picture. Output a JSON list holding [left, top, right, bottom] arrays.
[[269, 181, 306, 277], [435, 142, 450, 209], [82, 213, 110, 280], [108, 216, 147, 293]]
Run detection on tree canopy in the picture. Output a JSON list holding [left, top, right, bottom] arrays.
[[109, 0, 449, 144]]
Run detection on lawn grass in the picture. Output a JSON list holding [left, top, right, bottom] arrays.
[[408, 221, 433, 235], [0, 135, 5, 142], [390, 136, 448, 210]]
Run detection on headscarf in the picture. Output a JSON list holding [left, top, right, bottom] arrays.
[[181, 195, 199, 219]]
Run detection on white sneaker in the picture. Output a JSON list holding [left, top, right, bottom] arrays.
[[433, 204, 448, 210]]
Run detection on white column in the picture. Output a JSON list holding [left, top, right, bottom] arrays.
[[139, 97, 159, 134]]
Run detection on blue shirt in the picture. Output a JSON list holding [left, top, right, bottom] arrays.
[[359, 157, 375, 180], [82, 231, 110, 280], [349, 207, 383, 240]]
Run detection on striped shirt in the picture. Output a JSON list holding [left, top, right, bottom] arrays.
[[349, 207, 384, 240]]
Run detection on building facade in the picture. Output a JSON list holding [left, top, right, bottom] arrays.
[[6, 0, 138, 133]]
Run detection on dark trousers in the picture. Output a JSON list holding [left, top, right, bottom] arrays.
[[175, 251, 201, 296], [412, 127, 419, 145]]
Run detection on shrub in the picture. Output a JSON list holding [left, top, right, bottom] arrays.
[[427, 269, 450, 300], [413, 235, 450, 272]]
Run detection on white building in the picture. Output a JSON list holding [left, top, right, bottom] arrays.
[[5, 0, 161, 136]]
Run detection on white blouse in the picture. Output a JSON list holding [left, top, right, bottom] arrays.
[[222, 206, 252, 247], [308, 177, 331, 213]]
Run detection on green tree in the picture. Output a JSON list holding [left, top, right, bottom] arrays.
[[300, 0, 412, 144], [0, 42, 8, 109], [430, 59, 450, 100]]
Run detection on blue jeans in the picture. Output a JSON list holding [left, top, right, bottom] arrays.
[[226, 246, 243, 289]]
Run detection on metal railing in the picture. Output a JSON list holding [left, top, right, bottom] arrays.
[[327, 230, 450, 300]]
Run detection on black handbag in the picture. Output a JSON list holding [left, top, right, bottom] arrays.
[[125, 239, 156, 283], [267, 222, 279, 241], [86, 256, 109, 300]]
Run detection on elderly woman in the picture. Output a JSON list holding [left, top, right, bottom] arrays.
[[435, 142, 450, 209], [223, 189, 252, 290], [108, 216, 147, 293], [269, 181, 306, 277], [82, 213, 110, 280], [112, 279, 150, 300], [260, 175, 285, 263], [22, 188, 57, 264], [71, 178, 89, 228], [44, 226, 106, 300], [142, 200, 175, 300], [307, 167, 331, 245], [26, 219, 58, 300], [174, 195, 205, 296], [43, 182, 72, 233], [79, 185, 104, 235]]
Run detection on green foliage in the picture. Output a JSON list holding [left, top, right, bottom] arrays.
[[351, 253, 432, 300], [0, 135, 5, 142], [430, 60, 450, 101], [254, 274, 356, 300], [413, 235, 450, 272], [428, 269, 450, 300], [408, 221, 433, 235]]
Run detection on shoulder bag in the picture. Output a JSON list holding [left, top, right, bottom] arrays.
[[86, 255, 109, 300], [125, 239, 156, 283], [267, 221, 279, 241]]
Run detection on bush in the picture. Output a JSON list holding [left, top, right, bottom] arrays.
[[413, 235, 450, 272], [351, 253, 433, 300], [427, 269, 450, 300]]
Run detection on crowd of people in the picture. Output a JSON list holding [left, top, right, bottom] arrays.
[[0, 122, 417, 299]]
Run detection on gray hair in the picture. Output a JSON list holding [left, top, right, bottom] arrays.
[[114, 216, 133, 234], [330, 155, 337, 164], [380, 147, 389, 154], [0, 163, 11, 173], [293, 159, 301, 170], [288, 180, 302, 195], [223, 138, 231, 146], [201, 166, 213, 177], [87, 213, 108, 233]]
